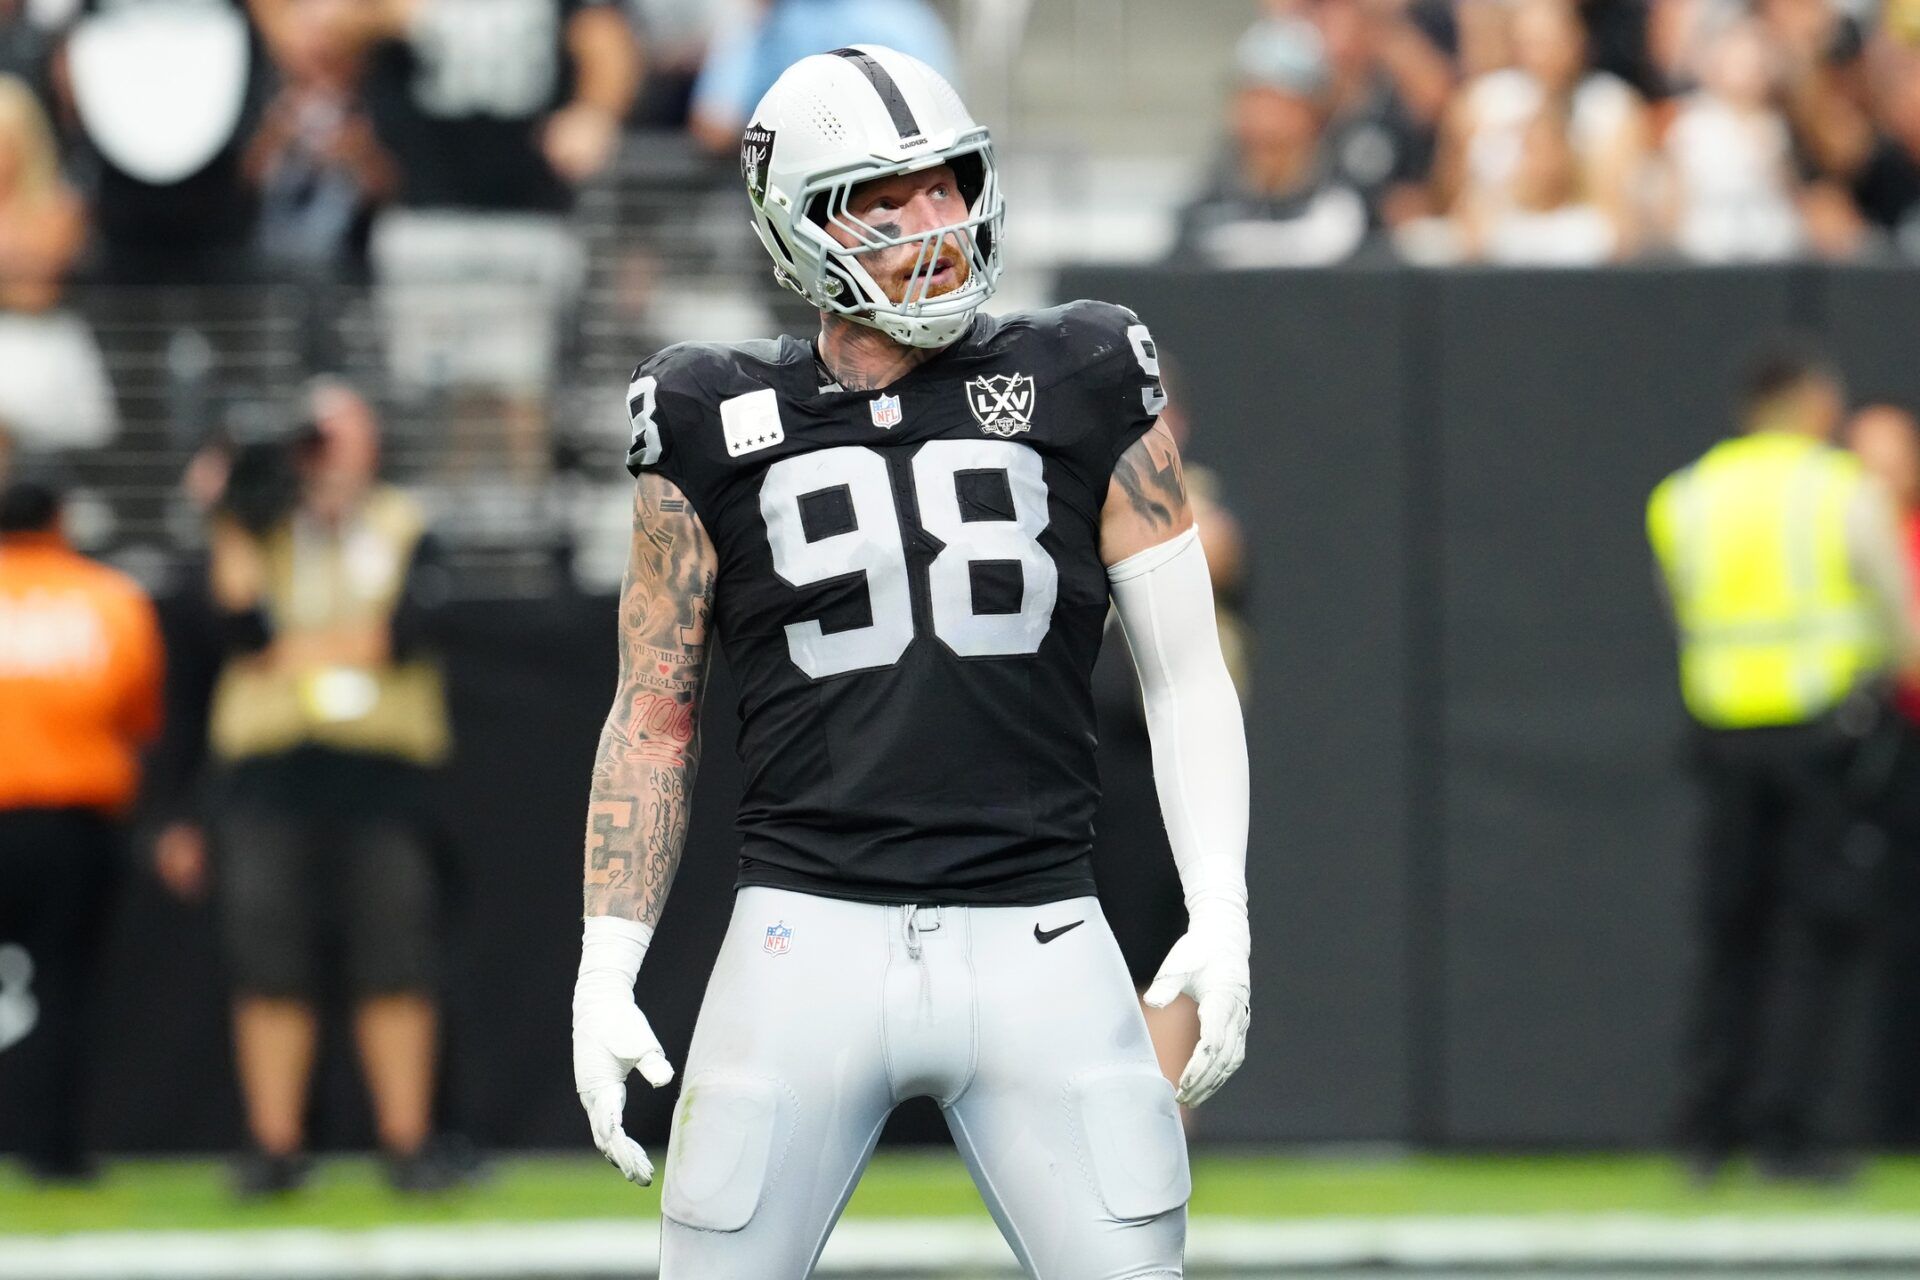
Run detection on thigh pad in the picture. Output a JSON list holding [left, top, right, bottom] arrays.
[[662, 1073, 788, 1233], [1067, 1064, 1191, 1222]]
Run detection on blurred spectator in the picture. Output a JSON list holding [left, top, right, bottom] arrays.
[[1818, 45, 1920, 256], [344, 0, 639, 475], [1455, 0, 1515, 80], [0, 473, 163, 1182], [1440, 0, 1649, 256], [687, 0, 956, 153], [0, 0, 68, 102], [1583, 0, 1664, 99], [625, 0, 740, 127], [1171, 17, 1369, 267], [1765, 0, 1896, 255], [0, 73, 117, 453], [1663, 16, 1803, 261], [60, 0, 264, 284], [243, 0, 396, 279], [1306, 0, 1454, 229], [1844, 401, 1920, 1144], [162, 379, 459, 1194], [1648, 345, 1915, 1183], [1461, 99, 1617, 261]]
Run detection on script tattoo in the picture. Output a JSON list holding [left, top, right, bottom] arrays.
[[1110, 422, 1190, 533], [583, 475, 716, 927]]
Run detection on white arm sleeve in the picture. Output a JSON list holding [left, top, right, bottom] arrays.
[[1107, 524, 1250, 912]]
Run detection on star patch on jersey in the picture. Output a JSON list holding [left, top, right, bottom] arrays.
[[869, 393, 902, 429], [721, 389, 784, 457], [965, 374, 1036, 438]]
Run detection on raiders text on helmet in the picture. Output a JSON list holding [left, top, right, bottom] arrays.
[[741, 46, 1004, 349]]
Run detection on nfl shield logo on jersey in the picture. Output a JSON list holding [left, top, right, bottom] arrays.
[[869, 393, 903, 429], [763, 922, 793, 956], [965, 374, 1036, 438]]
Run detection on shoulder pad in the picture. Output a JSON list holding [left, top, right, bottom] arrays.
[[626, 340, 790, 475], [1043, 298, 1166, 419]]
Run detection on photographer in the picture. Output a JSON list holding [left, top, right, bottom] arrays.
[[158, 379, 458, 1194]]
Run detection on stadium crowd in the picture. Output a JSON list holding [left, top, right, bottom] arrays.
[[0, 0, 1916, 471], [1184, 0, 1920, 266]]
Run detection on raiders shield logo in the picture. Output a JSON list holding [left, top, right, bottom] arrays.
[[741, 125, 776, 207], [965, 374, 1036, 438]]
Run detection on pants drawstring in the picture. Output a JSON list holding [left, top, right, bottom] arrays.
[[902, 904, 940, 961]]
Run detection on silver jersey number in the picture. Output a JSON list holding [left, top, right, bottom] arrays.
[[760, 441, 1057, 678]]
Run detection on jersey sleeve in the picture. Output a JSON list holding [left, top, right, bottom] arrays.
[[1058, 299, 1168, 469], [624, 345, 717, 508]]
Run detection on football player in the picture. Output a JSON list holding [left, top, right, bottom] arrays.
[[571, 45, 1251, 1277]]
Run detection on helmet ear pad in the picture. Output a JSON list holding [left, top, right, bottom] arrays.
[[948, 152, 992, 260]]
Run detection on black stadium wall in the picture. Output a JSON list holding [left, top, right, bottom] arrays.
[[12, 264, 1920, 1156]]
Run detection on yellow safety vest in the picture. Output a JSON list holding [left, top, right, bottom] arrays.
[[210, 486, 450, 766], [1647, 432, 1886, 729]]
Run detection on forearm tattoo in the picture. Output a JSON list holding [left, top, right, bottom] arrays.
[[583, 476, 715, 926], [1111, 423, 1190, 533]]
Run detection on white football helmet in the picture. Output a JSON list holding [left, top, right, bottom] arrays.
[[741, 45, 1004, 349]]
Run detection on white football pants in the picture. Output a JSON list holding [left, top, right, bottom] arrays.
[[658, 886, 1189, 1278]]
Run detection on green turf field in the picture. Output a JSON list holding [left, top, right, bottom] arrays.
[[5, 1153, 1920, 1234]]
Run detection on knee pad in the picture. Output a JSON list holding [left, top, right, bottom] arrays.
[[1067, 1065, 1191, 1222], [662, 1073, 790, 1233]]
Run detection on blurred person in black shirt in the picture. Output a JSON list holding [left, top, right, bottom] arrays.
[[324, 0, 639, 478], [243, 0, 396, 279], [1172, 16, 1370, 267], [1845, 51, 1920, 255], [1306, 0, 1453, 230], [56, 0, 265, 284], [1771, 0, 1919, 255]]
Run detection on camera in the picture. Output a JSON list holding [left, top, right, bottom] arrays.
[[216, 418, 322, 537]]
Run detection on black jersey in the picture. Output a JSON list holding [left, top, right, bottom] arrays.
[[627, 301, 1166, 905], [363, 0, 611, 213]]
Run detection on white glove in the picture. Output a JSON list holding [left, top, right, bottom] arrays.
[[572, 916, 676, 1186], [1143, 895, 1251, 1108]]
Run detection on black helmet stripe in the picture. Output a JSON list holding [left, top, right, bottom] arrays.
[[831, 47, 923, 142]]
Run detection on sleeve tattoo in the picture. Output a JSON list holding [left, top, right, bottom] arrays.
[[583, 475, 716, 926], [1110, 423, 1192, 535]]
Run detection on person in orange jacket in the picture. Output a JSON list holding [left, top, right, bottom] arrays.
[[0, 474, 163, 1181]]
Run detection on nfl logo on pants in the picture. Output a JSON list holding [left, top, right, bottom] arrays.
[[763, 922, 793, 956]]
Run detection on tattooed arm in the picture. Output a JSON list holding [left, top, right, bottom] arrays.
[[583, 473, 718, 925], [573, 473, 716, 1186], [1100, 421, 1195, 566]]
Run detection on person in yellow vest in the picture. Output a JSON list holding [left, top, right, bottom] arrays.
[[1648, 346, 1919, 1184], [158, 379, 457, 1195]]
